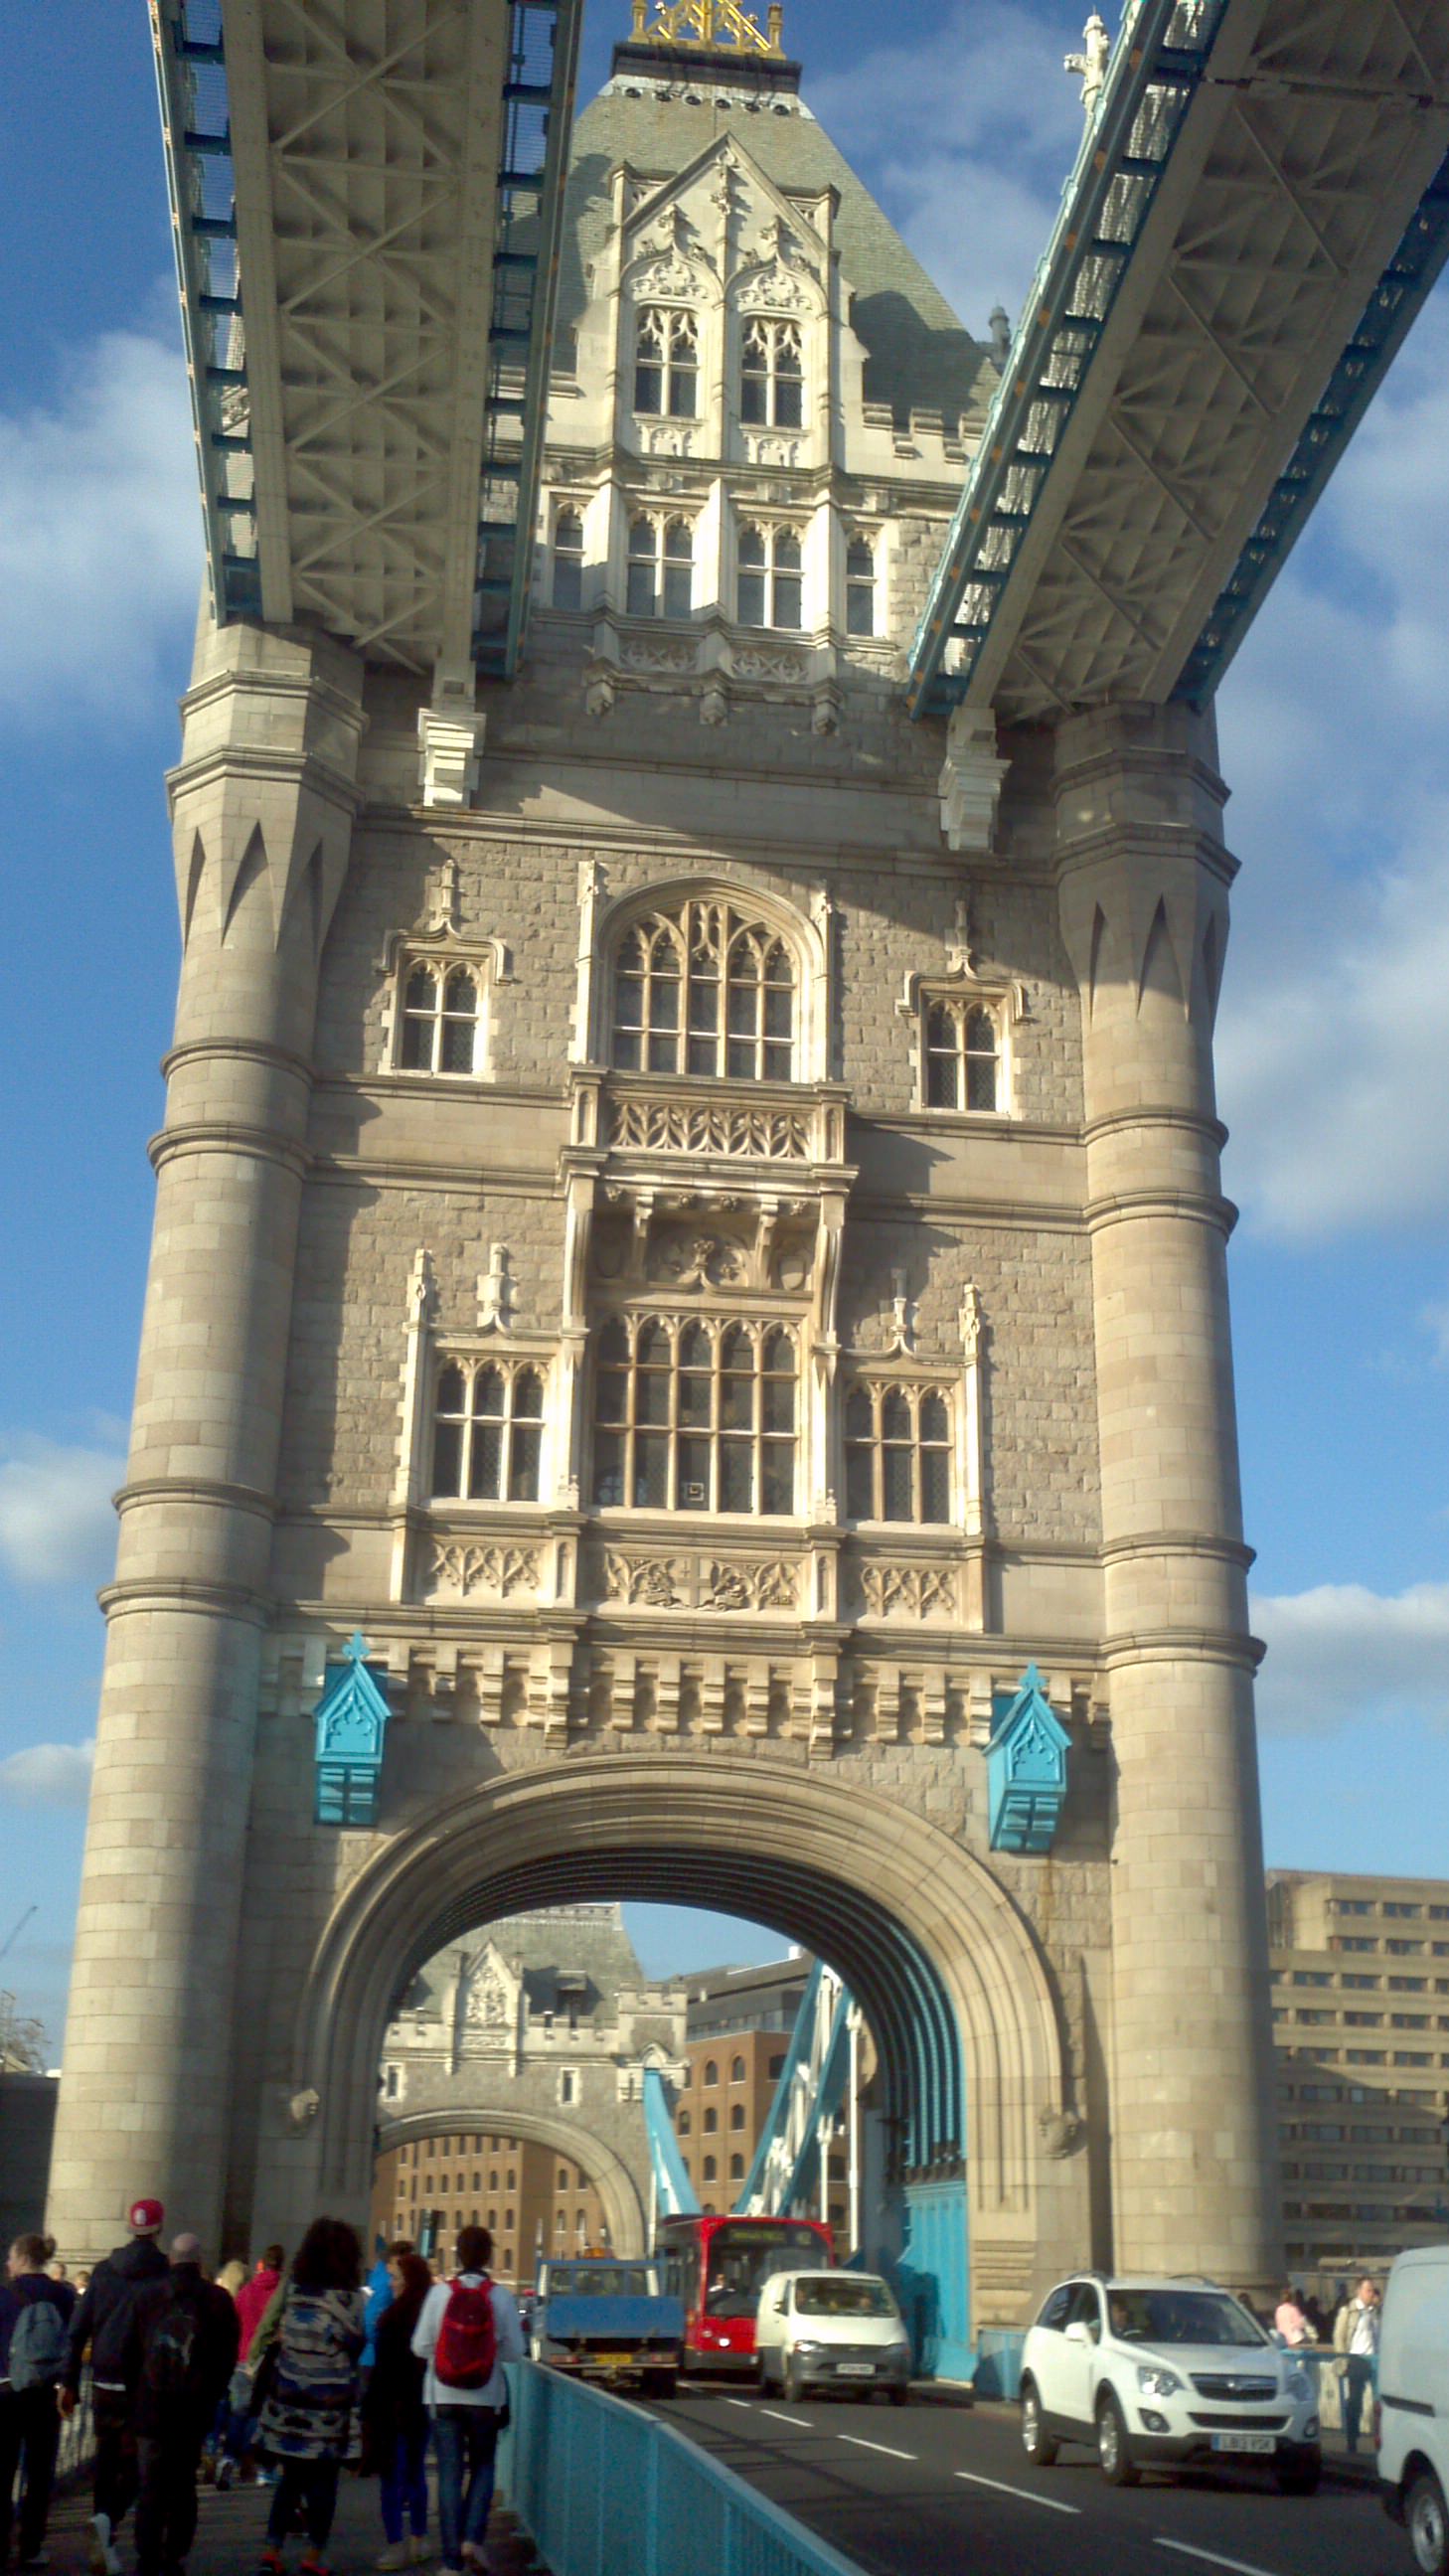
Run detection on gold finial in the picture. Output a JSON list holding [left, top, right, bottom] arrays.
[[629, 0, 785, 57]]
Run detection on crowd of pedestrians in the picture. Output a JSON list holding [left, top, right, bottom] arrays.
[[1, 2202, 523, 2576]]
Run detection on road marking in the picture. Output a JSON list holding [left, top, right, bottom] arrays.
[[953, 2470, 1080, 2515], [838, 2434, 916, 2461], [1154, 2542, 1281, 2576], [758, 2406, 810, 2429]]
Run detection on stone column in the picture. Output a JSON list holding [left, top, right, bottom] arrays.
[[1053, 700, 1281, 2291], [48, 621, 363, 2258]]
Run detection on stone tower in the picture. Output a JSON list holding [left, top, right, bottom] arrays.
[[49, 7, 1280, 2354]]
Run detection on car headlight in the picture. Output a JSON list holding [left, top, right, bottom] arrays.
[[793, 2340, 825, 2356], [1284, 2367, 1313, 2404], [1136, 2364, 1183, 2399]]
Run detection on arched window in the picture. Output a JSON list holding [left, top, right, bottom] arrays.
[[729, 2055, 746, 2083], [741, 318, 802, 428], [591, 1319, 798, 1517], [737, 524, 802, 631], [729, 2103, 746, 2131], [704, 2060, 719, 2086], [703, 2156, 718, 2183], [627, 516, 694, 620], [400, 960, 481, 1074], [610, 897, 796, 1079], [845, 1382, 953, 1525], [635, 308, 698, 417], [679, 2111, 691, 2135], [552, 505, 584, 611], [431, 1361, 545, 1502], [703, 2106, 718, 2134], [846, 536, 876, 638], [925, 999, 1002, 1111]]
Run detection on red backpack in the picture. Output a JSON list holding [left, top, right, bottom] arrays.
[[433, 2277, 498, 2389]]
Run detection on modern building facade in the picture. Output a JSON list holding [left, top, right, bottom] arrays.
[[50, 4, 1286, 2356]]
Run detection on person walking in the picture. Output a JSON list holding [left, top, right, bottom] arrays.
[[1333, 2275, 1381, 2453], [237, 2249, 285, 2365], [1273, 2284, 1312, 2346], [0, 2232, 76, 2569], [123, 2234, 240, 2576], [362, 2251, 432, 2569], [60, 2197, 170, 2576], [252, 2219, 367, 2576], [411, 2226, 523, 2576]]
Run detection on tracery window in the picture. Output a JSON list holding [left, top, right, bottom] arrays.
[[431, 1360, 545, 1502], [592, 1317, 798, 1516], [398, 958, 482, 1074], [611, 897, 795, 1079], [741, 317, 803, 427], [845, 1383, 952, 1524], [635, 308, 698, 417], [737, 523, 802, 630], [627, 515, 694, 619], [846, 537, 876, 638], [552, 506, 584, 611], [924, 999, 1002, 1111]]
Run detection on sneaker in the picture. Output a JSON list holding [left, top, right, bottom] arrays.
[[406, 2542, 430, 2566], [216, 2462, 236, 2494], [257, 2549, 284, 2576], [377, 2550, 409, 2572], [88, 2514, 112, 2576], [299, 2555, 331, 2576]]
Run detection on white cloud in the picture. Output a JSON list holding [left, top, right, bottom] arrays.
[[0, 1437, 124, 1586], [0, 1736, 94, 1811], [0, 323, 201, 728], [1252, 1580, 1449, 1736]]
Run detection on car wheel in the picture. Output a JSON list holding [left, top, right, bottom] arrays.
[[1276, 2458, 1321, 2496], [785, 2356, 808, 2404], [888, 2384, 909, 2409], [1096, 2392, 1139, 2487], [1020, 2379, 1059, 2468], [1408, 2470, 1449, 2576]]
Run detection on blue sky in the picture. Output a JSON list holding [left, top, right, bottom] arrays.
[[2, 0, 1448, 2050]]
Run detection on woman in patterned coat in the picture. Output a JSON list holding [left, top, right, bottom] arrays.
[[251, 2219, 366, 2576]]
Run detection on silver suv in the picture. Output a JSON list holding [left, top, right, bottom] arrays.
[[1019, 2273, 1321, 2493]]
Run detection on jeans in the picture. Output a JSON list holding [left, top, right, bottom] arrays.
[[92, 2385, 140, 2534], [1343, 2351, 1377, 2449], [265, 2459, 340, 2552], [380, 2427, 429, 2544], [0, 2381, 63, 2562], [134, 2431, 203, 2576], [432, 2407, 502, 2568]]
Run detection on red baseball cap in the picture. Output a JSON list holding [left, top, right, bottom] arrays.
[[127, 2198, 164, 2234]]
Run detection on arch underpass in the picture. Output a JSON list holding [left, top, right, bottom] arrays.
[[375, 2104, 648, 2260]]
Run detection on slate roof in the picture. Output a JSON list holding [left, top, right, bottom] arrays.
[[401, 1905, 652, 2021]]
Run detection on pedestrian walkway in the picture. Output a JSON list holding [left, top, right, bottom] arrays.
[[34, 2464, 542, 2576]]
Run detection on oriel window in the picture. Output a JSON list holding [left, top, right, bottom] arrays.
[[552, 506, 584, 611], [846, 537, 876, 638], [845, 1383, 952, 1524], [431, 1362, 545, 1502], [592, 1317, 797, 1517], [635, 308, 699, 418], [737, 525, 802, 631], [611, 898, 795, 1079], [400, 961, 480, 1074], [741, 318, 803, 428], [925, 999, 1001, 1111], [626, 516, 695, 619]]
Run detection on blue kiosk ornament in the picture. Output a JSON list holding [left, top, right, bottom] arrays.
[[312, 1631, 391, 1827], [987, 1664, 1069, 1854]]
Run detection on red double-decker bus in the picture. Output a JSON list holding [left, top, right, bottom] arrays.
[[654, 2213, 835, 2375]]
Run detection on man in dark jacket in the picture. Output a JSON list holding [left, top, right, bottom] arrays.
[[60, 2197, 170, 2575], [123, 2235, 240, 2576], [1, 2233, 76, 2569]]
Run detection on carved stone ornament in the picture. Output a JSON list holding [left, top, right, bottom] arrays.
[[603, 1552, 691, 1608], [1039, 2108, 1083, 2159], [938, 703, 1009, 856], [650, 1228, 750, 1290], [857, 1561, 956, 1620], [465, 1964, 513, 2028], [426, 1541, 541, 1600], [600, 1551, 798, 1612], [732, 642, 806, 683], [700, 1557, 798, 1612], [605, 1093, 811, 1159], [287, 2087, 321, 2135]]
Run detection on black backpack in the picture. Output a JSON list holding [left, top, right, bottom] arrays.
[[143, 2295, 201, 2397]]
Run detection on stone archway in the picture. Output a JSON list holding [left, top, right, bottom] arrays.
[[275, 1753, 1084, 2339], [375, 2105, 648, 2257]]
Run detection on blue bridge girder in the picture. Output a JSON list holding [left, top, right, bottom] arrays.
[[907, 0, 1449, 722]]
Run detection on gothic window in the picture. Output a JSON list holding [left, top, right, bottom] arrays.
[[626, 515, 694, 619], [430, 1361, 545, 1502], [729, 2155, 744, 2180], [610, 897, 795, 1079], [704, 2107, 718, 2134], [730, 2055, 745, 2082], [846, 537, 876, 638], [845, 1383, 952, 1524], [552, 506, 584, 611], [924, 999, 1002, 1111], [592, 1318, 797, 1516], [737, 523, 802, 630], [398, 958, 481, 1074], [741, 317, 803, 427], [634, 308, 698, 417], [704, 2061, 719, 2085]]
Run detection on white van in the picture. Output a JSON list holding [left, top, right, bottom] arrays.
[[754, 2269, 912, 2404], [1378, 2246, 1449, 2573]]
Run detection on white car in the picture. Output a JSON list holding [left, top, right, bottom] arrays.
[[1019, 2272, 1321, 2492], [755, 2269, 912, 2403], [1378, 2245, 1449, 2573]]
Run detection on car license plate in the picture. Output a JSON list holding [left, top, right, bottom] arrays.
[[837, 2363, 877, 2378], [1209, 2433, 1274, 2454], [591, 2351, 633, 2366]]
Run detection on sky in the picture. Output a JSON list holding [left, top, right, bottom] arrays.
[[2, 0, 1448, 2053]]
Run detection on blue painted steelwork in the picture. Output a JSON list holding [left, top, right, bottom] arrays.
[[1175, 149, 1449, 704], [895, 2178, 971, 2384], [642, 2065, 699, 2218], [498, 2358, 866, 2576], [312, 1632, 391, 1828], [733, 1961, 854, 2217], [974, 2328, 1027, 2400], [987, 1664, 1070, 1854], [148, 0, 258, 623], [905, 0, 1228, 720], [474, 0, 584, 681]]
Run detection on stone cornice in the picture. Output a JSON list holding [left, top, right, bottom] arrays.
[[116, 1477, 278, 1522], [1083, 1185, 1237, 1236], [1099, 1625, 1263, 1673], [1051, 822, 1238, 888], [150, 1122, 312, 1181], [162, 1036, 316, 1088], [165, 740, 363, 819], [99, 1575, 271, 1623], [1099, 1530, 1254, 1572], [1082, 1104, 1228, 1154]]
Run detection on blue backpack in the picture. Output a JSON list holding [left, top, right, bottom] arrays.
[[10, 2293, 69, 2390]]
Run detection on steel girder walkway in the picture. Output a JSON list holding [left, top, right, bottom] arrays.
[[908, 0, 1449, 722]]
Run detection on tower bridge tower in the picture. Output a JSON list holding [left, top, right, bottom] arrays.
[[54, 0, 1426, 2362]]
